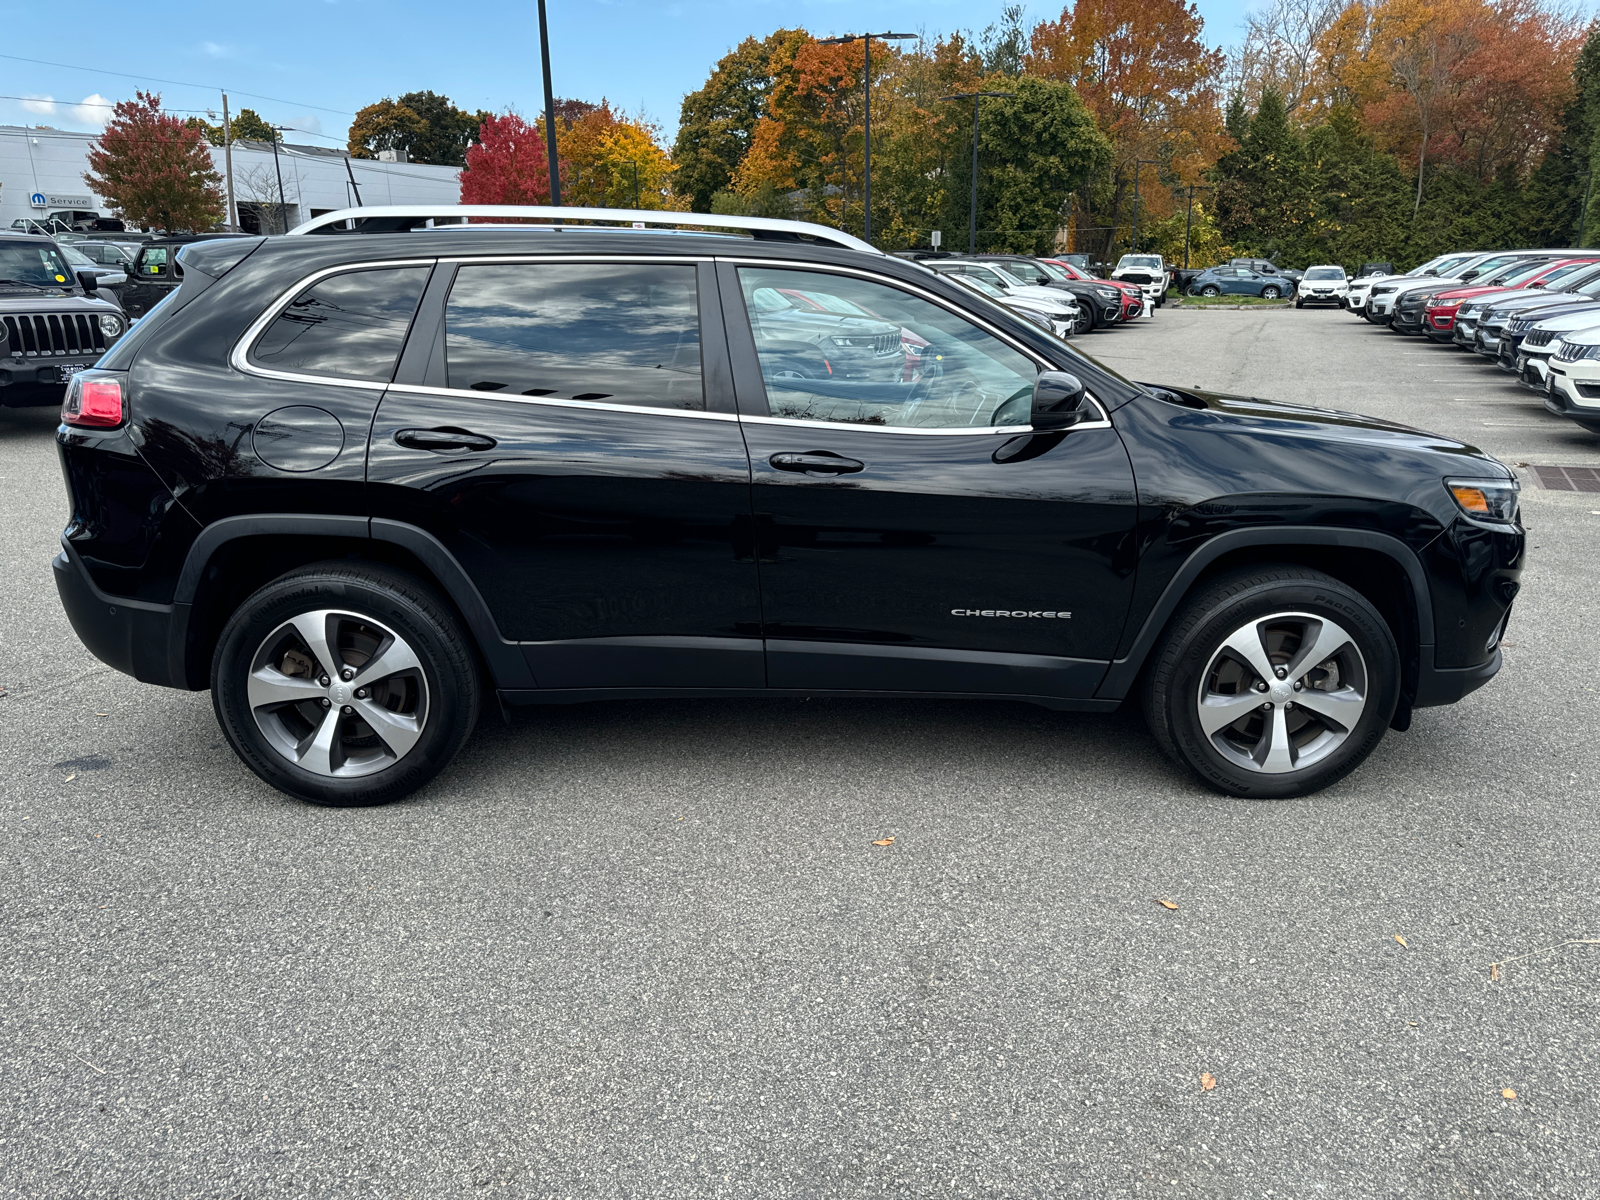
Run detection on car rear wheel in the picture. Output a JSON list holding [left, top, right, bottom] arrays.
[[1262, 286, 1282, 300], [1200, 285, 1220, 298], [212, 562, 480, 806], [1142, 567, 1399, 799]]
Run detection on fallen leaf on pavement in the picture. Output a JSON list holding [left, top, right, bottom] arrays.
[[1395, 935, 1408, 948], [1491, 964, 1499, 981], [872, 837, 895, 847], [64, 774, 76, 783], [1156, 899, 1178, 910], [1502, 1088, 1517, 1100], [1200, 1073, 1216, 1091]]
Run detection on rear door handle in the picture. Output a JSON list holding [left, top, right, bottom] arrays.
[[769, 451, 865, 476], [394, 427, 498, 453]]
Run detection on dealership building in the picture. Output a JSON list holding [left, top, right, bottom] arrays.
[[0, 124, 460, 232]]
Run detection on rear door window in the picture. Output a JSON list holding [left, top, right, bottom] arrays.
[[249, 265, 430, 382], [441, 262, 704, 411]]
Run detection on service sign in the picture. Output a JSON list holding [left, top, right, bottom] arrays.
[[45, 194, 97, 209]]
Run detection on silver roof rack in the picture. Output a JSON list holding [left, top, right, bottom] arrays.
[[286, 205, 880, 255]]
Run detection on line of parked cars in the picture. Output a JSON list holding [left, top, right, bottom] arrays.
[[1344, 247, 1600, 435]]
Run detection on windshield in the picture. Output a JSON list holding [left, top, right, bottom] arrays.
[[959, 275, 1006, 299], [58, 244, 96, 269], [1304, 267, 1345, 280], [1424, 255, 1475, 276], [1532, 261, 1592, 287], [0, 240, 74, 285], [1119, 255, 1161, 269], [1488, 261, 1555, 287], [1034, 260, 1070, 281]]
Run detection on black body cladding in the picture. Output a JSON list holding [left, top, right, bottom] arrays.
[[55, 227, 1522, 725]]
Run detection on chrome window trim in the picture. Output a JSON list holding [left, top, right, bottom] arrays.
[[230, 257, 438, 390], [384, 385, 739, 428]]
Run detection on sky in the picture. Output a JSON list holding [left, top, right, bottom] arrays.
[[0, 0, 1262, 149]]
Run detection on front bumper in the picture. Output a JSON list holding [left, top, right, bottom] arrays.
[[1414, 649, 1502, 708], [1301, 290, 1343, 304], [1545, 362, 1600, 425], [0, 357, 99, 399]]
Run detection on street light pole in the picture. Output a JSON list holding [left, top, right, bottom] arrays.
[[939, 91, 1016, 254], [269, 125, 289, 234], [537, 0, 562, 206], [1130, 157, 1158, 252], [1182, 183, 1212, 270], [819, 31, 915, 245]]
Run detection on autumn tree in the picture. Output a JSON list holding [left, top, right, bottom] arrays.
[[459, 112, 551, 205], [185, 107, 278, 145], [350, 91, 487, 166], [673, 30, 807, 211], [553, 102, 680, 210], [1028, 0, 1230, 258], [85, 91, 224, 233]]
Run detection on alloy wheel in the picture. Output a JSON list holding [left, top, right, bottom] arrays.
[[246, 609, 429, 778], [1195, 611, 1368, 774]]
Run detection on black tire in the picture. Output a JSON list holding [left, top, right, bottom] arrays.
[[1201, 285, 1220, 298], [1142, 566, 1400, 799], [212, 562, 481, 806], [1295, 299, 1303, 309], [1074, 305, 1095, 334], [1262, 286, 1282, 300]]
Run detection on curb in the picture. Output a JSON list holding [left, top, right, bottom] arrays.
[[1172, 302, 1294, 311]]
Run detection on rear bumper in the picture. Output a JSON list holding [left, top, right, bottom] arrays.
[[53, 538, 190, 689]]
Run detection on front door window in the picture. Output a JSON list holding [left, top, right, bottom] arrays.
[[736, 267, 1037, 430]]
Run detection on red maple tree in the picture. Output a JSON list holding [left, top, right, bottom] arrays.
[[459, 113, 556, 204], [84, 91, 224, 232]]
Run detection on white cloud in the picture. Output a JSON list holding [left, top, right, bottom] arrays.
[[73, 95, 113, 127], [21, 95, 57, 115], [295, 114, 324, 137], [200, 41, 233, 58]]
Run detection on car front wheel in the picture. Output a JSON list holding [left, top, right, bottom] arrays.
[[1200, 285, 1220, 298], [212, 562, 481, 806], [1262, 286, 1282, 300], [1142, 567, 1399, 799], [1074, 306, 1095, 334]]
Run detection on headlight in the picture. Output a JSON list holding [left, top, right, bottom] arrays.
[[830, 335, 886, 347], [98, 313, 124, 338], [1446, 477, 1520, 523], [1094, 287, 1118, 299]]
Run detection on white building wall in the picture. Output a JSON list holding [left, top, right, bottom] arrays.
[[0, 125, 461, 229]]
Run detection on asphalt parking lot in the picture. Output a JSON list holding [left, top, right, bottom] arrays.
[[3, 308, 1597, 1199]]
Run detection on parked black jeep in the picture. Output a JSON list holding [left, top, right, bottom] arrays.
[[120, 233, 256, 318], [0, 233, 128, 407], [52, 208, 1524, 806]]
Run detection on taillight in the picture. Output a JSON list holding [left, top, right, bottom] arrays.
[[62, 375, 124, 428]]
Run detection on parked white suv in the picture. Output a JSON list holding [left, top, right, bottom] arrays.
[[1296, 266, 1348, 308], [1111, 254, 1169, 312]]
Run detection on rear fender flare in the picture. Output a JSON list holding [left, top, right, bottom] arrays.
[[173, 514, 533, 689]]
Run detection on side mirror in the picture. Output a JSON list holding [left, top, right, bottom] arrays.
[[1460, 270, 1480, 281], [75, 269, 101, 293], [1032, 370, 1089, 431]]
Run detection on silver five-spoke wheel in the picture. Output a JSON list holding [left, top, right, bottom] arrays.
[[246, 609, 429, 778], [1195, 611, 1368, 774]]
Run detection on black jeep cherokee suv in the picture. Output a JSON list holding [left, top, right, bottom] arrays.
[[51, 207, 1524, 806]]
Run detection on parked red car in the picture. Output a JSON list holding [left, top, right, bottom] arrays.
[[1040, 259, 1144, 319], [1420, 258, 1597, 342]]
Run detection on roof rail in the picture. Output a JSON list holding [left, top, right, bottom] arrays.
[[286, 205, 880, 255]]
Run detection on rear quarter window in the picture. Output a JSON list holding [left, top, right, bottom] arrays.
[[248, 265, 430, 382]]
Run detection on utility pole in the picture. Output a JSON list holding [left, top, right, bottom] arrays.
[[628, 160, 639, 208], [1130, 157, 1158, 252], [939, 90, 1016, 254], [269, 126, 289, 234], [1181, 183, 1212, 269], [344, 154, 364, 208], [537, 0, 562, 206], [220, 92, 236, 230], [818, 31, 915, 245]]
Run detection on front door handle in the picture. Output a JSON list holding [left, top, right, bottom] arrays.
[[769, 451, 865, 476], [394, 427, 498, 453]]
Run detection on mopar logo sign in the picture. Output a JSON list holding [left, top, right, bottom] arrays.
[[29, 193, 46, 209]]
